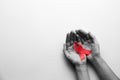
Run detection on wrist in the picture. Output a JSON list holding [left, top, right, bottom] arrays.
[[88, 54, 103, 66], [75, 64, 88, 72], [87, 53, 100, 61]]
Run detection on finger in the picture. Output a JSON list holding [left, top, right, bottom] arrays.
[[75, 30, 85, 43], [70, 31, 74, 45], [87, 33, 94, 43], [63, 44, 68, 55], [76, 30, 86, 41], [88, 32, 98, 44], [72, 32, 78, 42], [77, 30, 88, 40], [63, 44, 71, 60], [66, 33, 71, 48], [87, 32, 95, 43], [76, 34, 84, 44]]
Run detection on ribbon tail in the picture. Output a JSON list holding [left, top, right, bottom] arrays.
[[79, 51, 85, 60], [84, 49, 91, 55]]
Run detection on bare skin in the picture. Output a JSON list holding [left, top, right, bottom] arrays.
[[63, 32, 90, 80], [76, 30, 120, 80]]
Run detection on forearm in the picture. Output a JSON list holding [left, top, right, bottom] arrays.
[[89, 55, 119, 80], [75, 64, 90, 80]]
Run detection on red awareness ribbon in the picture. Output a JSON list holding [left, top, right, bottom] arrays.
[[73, 42, 91, 60]]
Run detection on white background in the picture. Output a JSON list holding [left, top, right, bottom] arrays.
[[0, 0, 120, 80]]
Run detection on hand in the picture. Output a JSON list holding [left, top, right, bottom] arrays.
[[76, 30, 100, 60], [63, 32, 86, 66]]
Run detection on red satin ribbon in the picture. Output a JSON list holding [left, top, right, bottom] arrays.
[[73, 42, 91, 60]]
